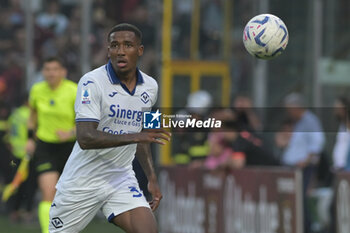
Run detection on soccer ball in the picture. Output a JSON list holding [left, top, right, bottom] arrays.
[[243, 14, 288, 59]]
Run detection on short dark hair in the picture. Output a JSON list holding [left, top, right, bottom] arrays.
[[107, 23, 142, 43], [42, 56, 65, 68]]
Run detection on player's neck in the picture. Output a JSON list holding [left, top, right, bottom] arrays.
[[48, 78, 63, 90], [117, 70, 137, 91]]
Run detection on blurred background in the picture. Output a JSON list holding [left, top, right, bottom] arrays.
[[1, 0, 350, 233]]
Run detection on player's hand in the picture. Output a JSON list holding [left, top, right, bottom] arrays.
[[148, 179, 162, 211], [137, 129, 171, 145], [56, 129, 74, 141], [25, 139, 36, 157]]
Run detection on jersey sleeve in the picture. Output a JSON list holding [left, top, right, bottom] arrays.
[[75, 76, 101, 123], [150, 80, 158, 107]]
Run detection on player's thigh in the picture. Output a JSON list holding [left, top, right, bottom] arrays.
[[101, 179, 154, 232], [49, 190, 102, 233], [38, 171, 59, 201], [33, 140, 59, 176], [113, 207, 157, 233]]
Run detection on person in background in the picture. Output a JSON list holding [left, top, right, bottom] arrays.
[[36, 0, 68, 36], [332, 96, 350, 170], [173, 90, 213, 166], [232, 94, 262, 132], [26, 57, 77, 233], [204, 109, 245, 170], [282, 93, 325, 168], [282, 92, 325, 233], [0, 98, 12, 188], [4, 95, 36, 223], [274, 119, 294, 161]]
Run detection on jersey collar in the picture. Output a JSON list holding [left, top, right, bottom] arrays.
[[105, 60, 144, 95]]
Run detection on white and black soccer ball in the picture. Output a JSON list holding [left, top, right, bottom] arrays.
[[243, 14, 288, 59]]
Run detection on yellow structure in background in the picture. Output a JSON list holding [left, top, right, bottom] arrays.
[[160, 0, 232, 165]]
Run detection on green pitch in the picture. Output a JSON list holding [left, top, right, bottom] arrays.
[[0, 216, 125, 233]]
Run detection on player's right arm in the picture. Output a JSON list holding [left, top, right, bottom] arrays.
[[76, 121, 170, 149], [26, 88, 38, 156], [27, 106, 37, 131]]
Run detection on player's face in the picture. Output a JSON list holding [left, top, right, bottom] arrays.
[[108, 31, 144, 75], [334, 100, 346, 121], [42, 61, 66, 88], [285, 105, 303, 121]]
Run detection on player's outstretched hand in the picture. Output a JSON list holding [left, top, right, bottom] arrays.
[[25, 139, 36, 157], [148, 180, 162, 211], [138, 129, 171, 145]]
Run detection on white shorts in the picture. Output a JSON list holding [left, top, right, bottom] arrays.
[[49, 177, 150, 233]]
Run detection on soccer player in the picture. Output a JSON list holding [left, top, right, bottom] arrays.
[[26, 57, 77, 233], [49, 23, 170, 233]]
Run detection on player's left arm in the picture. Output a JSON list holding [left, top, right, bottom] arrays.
[[26, 106, 37, 156], [56, 127, 76, 142], [135, 142, 162, 211], [298, 131, 325, 168]]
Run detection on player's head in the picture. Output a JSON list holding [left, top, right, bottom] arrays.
[[108, 23, 142, 44], [107, 23, 144, 75], [284, 92, 306, 121], [334, 96, 349, 122], [42, 57, 67, 88]]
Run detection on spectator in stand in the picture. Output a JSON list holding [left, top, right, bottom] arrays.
[[204, 109, 246, 170], [204, 107, 278, 170], [90, 6, 111, 68], [58, 0, 79, 18], [332, 96, 350, 170], [172, 0, 192, 58], [274, 119, 294, 161], [0, 51, 24, 107], [127, 4, 157, 75], [7, 0, 24, 27], [342, 106, 350, 171], [231, 94, 262, 132], [231, 130, 279, 166], [0, 9, 16, 55], [204, 132, 246, 170], [36, 0, 69, 36], [282, 93, 325, 168], [173, 91, 213, 165], [282, 92, 325, 233]]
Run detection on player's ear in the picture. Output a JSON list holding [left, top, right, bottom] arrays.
[[138, 45, 144, 57]]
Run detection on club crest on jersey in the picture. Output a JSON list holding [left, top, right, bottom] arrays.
[[140, 91, 150, 104], [81, 88, 91, 104]]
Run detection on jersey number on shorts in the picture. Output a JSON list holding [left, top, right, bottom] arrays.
[[128, 186, 142, 197]]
